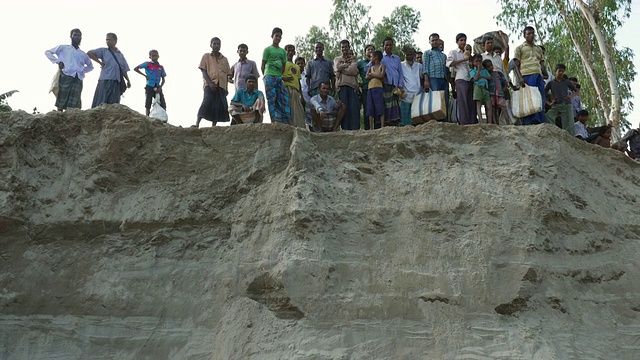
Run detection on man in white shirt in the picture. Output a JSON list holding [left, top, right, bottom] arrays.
[[400, 47, 422, 126], [446, 33, 475, 125], [45, 28, 94, 111]]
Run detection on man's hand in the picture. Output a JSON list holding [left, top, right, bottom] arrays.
[[209, 82, 218, 91], [58, 62, 65, 70], [319, 111, 327, 120], [126, 80, 132, 89], [307, 90, 312, 97], [519, 78, 526, 87], [242, 104, 250, 112], [423, 78, 431, 90]]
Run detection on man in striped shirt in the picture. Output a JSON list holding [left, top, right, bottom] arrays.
[[422, 33, 449, 121]]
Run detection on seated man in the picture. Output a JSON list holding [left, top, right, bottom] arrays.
[[228, 75, 265, 124], [613, 127, 640, 159], [309, 81, 345, 132], [574, 110, 589, 140]]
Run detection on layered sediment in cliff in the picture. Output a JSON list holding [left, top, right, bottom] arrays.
[[1, 105, 639, 359]]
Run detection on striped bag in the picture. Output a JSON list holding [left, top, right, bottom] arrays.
[[411, 90, 447, 124]]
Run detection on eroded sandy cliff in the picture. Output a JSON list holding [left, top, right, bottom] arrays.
[[1, 105, 639, 359]]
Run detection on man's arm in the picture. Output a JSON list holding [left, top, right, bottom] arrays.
[[87, 50, 105, 68], [83, 54, 94, 73], [260, 60, 267, 76], [396, 58, 404, 89], [200, 68, 216, 90], [45, 46, 65, 69], [251, 61, 260, 80]]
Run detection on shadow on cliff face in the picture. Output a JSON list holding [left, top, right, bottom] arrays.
[[246, 273, 305, 320]]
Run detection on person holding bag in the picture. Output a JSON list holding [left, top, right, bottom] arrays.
[[88, 32, 131, 108]]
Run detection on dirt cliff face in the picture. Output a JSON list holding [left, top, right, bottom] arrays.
[[1, 105, 640, 359]]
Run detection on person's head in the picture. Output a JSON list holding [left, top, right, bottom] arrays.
[[456, 33, 467, 50], [295, 57, 305, 70], [403, 46, 415, 62], [574, 83, 581, 93], [577, 109, 589, 124], [340, 39, 350, 57], [364, 44, 375, 60], [237, 44, 248, 59], [438, 39, 444, 51], [70, 28, 82, 47], [383, 37, 394, 54], [416, 51, 423, 64], [371, 50, 383, 64], [484, 36, 494, 52], [314, 42, 325, 58], [245, 75, 258, 91], [319, 81, 331, 97], [569, 77, 578, 86], [271, 27, 283, 46], [524, 26, 536, 43], [429, 33, 440, 49], [494, 46, 503, 57], [482, 59, 493, 72], [210, 37, 221, 54], [603, 126, 612, 139], [106, 33, 117, 49], [555, 63, 566, 79], [472, 54, 483, 69], [149, 49, 159, 63], [285, 44, 296, 60]]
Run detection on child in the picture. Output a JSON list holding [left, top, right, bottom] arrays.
[[133, 49, 166, 116], [592, 126, 612, 148], [365, 50, 386, 129], [544, 64, 577, 135], [486, 59, 509, 125], [470, 55, 494, 124]]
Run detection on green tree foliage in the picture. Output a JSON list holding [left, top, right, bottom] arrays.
[[329, 0, 373, 57], [496, 0, 635, 135], [295, 1, 421, 62], [371, 5, 422, 56], [294, 25, 338, 63], [0, 90, 18, 112]]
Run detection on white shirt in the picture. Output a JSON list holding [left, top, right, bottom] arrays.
[[45, 44, 93, 80], [301, 70, 311, 103], [574, 121, 589, 138], [481, 51, 505, 75], [401, 61, 422, 103], [446, 48, 470, 81]]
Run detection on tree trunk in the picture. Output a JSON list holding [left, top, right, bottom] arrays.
[[575, 0, 622, 141], [554, 0, 611, 127]]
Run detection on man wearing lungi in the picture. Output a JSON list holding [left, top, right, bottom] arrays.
[[45, 29, 93, 111]]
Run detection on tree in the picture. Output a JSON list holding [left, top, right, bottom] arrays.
[[496, 0, 635, 140], [329, 0, 373, 57], [295, 1, 421, 62], [371, 5, 422, 56], [294, 25, 338, 63], [0, 90, 18, 112]]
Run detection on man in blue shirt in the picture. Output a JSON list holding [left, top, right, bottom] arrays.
[[381, 37, 403, 124], [88, 33, 131, 108], [305, 42, 335, 97], [309, 81, 345, 132], [228, 75, 265, 124]]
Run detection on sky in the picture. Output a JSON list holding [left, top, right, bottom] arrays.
[[1, 0, 638, 129]]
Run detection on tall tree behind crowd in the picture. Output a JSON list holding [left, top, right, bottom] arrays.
[[295, 1, 421, 61], [370, 5, 422, 55], [497, 0, 635, 139]]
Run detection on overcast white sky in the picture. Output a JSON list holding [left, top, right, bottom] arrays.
[[1, 0, 638, 128]]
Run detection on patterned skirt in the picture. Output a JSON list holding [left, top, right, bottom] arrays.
[[56, 73, 83, 109]]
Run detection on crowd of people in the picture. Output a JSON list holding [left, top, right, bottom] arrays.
[[44, 27, 640, 160]]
